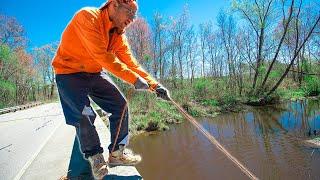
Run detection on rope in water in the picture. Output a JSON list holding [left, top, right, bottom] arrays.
[[112, 88, 259, 180], [169, 98, 259, 180]]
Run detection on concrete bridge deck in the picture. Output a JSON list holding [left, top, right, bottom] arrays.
[[0, 103, 142, 180]]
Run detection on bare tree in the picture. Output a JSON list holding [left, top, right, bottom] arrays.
[[233, 0, 274, 89], [261, 0, 295, 88], [151, 12, 167, 79], [175, 6, 190, 84], [168, 16, 179, 87], [267, 9, 320, 95], [33, 43, 57, 99], [185, 25, 198, 83], [0, 15, 26, 49], [126, 17, 152, 71], [198, 22, 210, 77], [217, 10, 238, 90]]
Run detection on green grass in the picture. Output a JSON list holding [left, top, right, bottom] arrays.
[[128, 92, 184, 134], [279, 88, 308, 101], [201, 99, 219, 107], [313, 137, 320, 142], [97, 75, 320, 135]]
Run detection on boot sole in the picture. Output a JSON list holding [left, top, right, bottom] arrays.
[[108, 162, 139, 167]]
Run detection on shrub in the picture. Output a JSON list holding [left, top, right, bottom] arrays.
[[303, 75, 320, 96]]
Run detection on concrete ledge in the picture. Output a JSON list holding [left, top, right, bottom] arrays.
[[20, 104, 142, 180]]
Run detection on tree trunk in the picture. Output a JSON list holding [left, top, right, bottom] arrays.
[[252, 27, 265, 89], [261, 0, 295, 88], [50, 83, 54, 99], [267, 15, 320, 96]]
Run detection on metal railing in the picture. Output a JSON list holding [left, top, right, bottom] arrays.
[[0, 102, 43, 115]]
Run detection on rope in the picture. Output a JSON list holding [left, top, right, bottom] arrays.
[[110, 88, 135, 154], [169, 97, 259, 180], [111, 88, 259, 180]]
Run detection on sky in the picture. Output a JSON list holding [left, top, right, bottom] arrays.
[[1, 0, 229, 48]]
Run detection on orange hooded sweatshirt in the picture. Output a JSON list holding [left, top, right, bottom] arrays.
[[52, 7, 158, 90]]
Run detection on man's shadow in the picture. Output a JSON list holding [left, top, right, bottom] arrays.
[[67, 136, 142, 180]]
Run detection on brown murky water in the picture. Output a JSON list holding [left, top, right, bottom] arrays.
[[129, 99, 320, 180]]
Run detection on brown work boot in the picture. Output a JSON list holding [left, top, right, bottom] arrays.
[[108, 145, 142, 166], [88, 153, 108, 179]]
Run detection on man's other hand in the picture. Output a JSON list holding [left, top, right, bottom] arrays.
[[134, 77, 149, 90]]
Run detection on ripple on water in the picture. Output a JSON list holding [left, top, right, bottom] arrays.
[[131, 99, 320, 180]]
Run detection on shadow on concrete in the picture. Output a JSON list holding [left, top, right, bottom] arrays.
[[67, 136, 142, 180], [105, 175, 142, 180], [67, 136, 92, 180]]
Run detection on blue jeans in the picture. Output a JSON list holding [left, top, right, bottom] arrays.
[[56, 72, 129, 158]]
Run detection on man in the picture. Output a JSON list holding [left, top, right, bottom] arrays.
[[52, 0, 170, 179]]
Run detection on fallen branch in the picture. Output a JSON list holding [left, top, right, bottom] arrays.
[[289, 69, 320, 76]]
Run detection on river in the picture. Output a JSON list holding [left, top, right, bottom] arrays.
[[130, 99, 320, 180]]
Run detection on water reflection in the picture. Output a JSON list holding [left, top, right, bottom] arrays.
[[130, 99, 320, 180]]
